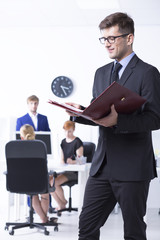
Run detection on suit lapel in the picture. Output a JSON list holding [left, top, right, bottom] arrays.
[[104, 62, 114, 88], [118, 54, 139, 86]]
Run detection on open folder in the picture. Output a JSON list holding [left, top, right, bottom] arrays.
[[48, 82, 146, 120]]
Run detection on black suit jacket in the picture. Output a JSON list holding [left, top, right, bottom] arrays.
[[74, 55, 160, 181]]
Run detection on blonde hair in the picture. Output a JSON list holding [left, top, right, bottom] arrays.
[[27, 95, 39, 103], [63, 120, 75, 130], [20, 124, 35, 140]]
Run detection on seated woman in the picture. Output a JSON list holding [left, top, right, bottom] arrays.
[[20, 124, 57, 223], [50, 120, 83, 211]]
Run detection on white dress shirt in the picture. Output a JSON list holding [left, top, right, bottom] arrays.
[[28, 112, 38, 130]]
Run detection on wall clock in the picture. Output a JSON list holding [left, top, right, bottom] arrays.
[[51, 76, 73, 98]]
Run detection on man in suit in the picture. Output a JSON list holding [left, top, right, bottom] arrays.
[[16, 95, 50, 131], [67, 12, 160, 240], [16, 95, 54, 213]]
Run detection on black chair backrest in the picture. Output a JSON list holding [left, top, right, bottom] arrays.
[[83, 142, 96, 163], [5, 140, 48, 195]]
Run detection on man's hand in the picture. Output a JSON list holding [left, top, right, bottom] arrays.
[[93, 105, 118, 127], [65, 102, 81, 117]]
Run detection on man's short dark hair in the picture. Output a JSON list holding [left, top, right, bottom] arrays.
[[99, 12, 134, 35]]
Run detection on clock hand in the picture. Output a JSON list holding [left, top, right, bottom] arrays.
[[60, 85, 69, 95]]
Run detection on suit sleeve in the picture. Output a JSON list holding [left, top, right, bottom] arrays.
[[70, 102, 98, 126], [16, 118, 21, 131], [115, 66, 160, 133]]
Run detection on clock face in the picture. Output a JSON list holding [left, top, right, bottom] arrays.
[[51, 76, 73, 98]]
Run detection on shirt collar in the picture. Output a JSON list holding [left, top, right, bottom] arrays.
[[119, 51, 135, 68], [28, 112, 38, 118], [114, 51, 135, 79]]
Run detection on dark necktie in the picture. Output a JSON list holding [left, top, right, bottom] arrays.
[[111, 62, 122, 83]]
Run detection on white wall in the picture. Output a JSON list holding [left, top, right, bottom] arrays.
[[0, 19, 160, 167], [0, 26, 100, 164], [0, 2, 160, 210]]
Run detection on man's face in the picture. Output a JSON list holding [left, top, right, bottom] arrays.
[[101, 25, 133, 61], [27, 101, 38, 114]]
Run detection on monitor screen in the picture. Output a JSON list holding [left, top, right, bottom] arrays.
[[16, 131, 52, 155]]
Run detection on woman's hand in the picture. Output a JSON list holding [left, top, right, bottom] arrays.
[[66, 158, 76, 164]]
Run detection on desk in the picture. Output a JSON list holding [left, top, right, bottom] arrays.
[[49, 163, 91, 213], [8, 166, 159, 220]]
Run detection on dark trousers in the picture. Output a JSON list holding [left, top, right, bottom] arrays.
[[78, 176, 150, 240]]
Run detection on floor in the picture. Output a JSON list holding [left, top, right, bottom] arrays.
[[1, 208, 160, 240], [0, 168, 160, 240]]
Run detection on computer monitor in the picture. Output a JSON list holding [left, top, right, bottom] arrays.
[[15, 131, 52, 155]]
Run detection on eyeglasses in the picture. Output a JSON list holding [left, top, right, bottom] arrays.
[[99, 33, 129, 44]]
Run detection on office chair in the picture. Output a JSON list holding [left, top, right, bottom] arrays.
[[5, 140, 58, 235], [83, 141, 96, 163], [57, 141, 96, 216]]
